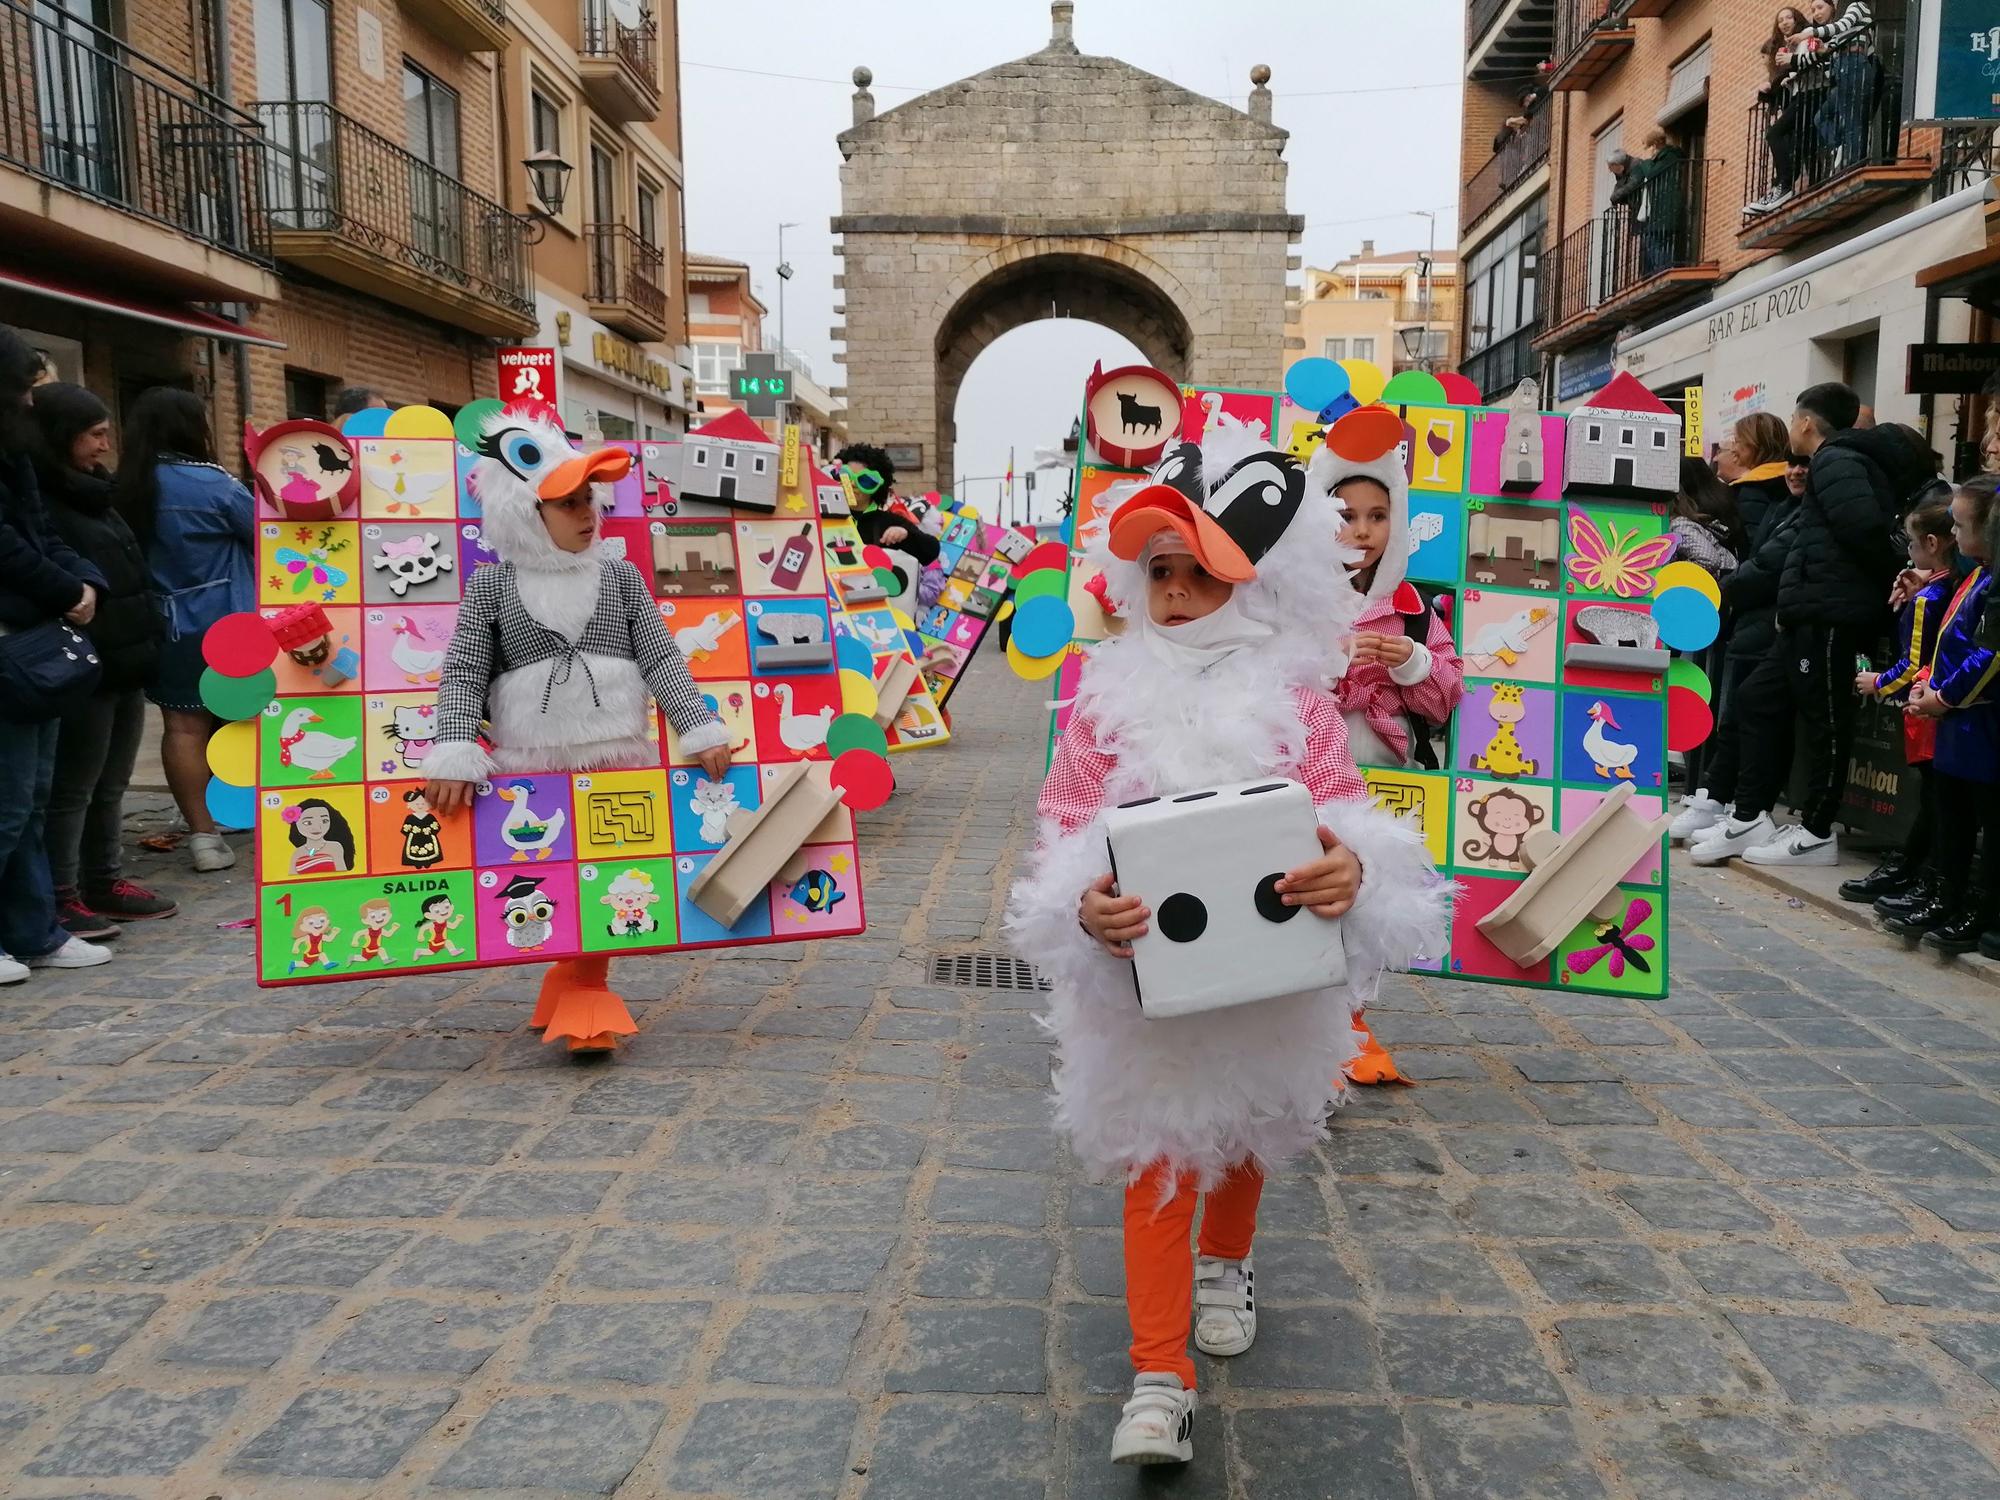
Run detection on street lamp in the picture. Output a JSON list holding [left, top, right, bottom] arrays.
[[522, 148, 573, 245], [776, 220, 799, 367]]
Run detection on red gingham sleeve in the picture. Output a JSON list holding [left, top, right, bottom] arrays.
[[1037, 713, 1115, 833], [1294, 688, 1370, 805], [1399, 606, 1466, 725]]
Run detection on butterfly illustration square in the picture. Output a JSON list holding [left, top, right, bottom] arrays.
[[1556, 888, 1665, 997], [1562, 505, 1673, 601]]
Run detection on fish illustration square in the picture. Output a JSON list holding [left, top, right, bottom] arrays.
[[261, 605, 361, 695], [1403, 407, 1467, 494], [362, 606, 458, 691], [260, 784, 369, 881], [1559, 691, 1665, 789], [659, 599, 748, 680], [1560, 788, 1665, 885], [1562, 599, 1667, 695], [668, 764, 762, 852], [472, 775, 576, 866], [1405, 494, 1463, 587], [751, 674, 842, 761], [356, 437, 457, 521], [572, 769, 673, 861], [578, 857, 680, 952], [1458, 589, 1559, 684], [473, 862, 580, 962], [769, 843, 862, 936], [1362, 768, 1450, 868], [736, 519, 825, 597], [364, 780, 473, 876], [1557, 888, 1665, 997], [1446, 874, 1554, 986], [1470, 411, 1567, 501], [669, 681, 757, 765], [260, 696, 366, 788], [1462, 502, 1562, 594], [1450, 778, 1556, 876], [673, 851, 775, 944], [1453, 682, 1556, 783], [260, 521, 362, 608], [361, 522, 460, 606], [1561, 505, 1673, 602], [363, 692, 440, 780]]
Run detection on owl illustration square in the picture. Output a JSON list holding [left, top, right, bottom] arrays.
[[473, 862, 579, 961]]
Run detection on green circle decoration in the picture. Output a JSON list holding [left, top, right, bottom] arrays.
[[198, 665, 278, 722], [825, 712, 890, 759], [1011, 568, 1068, 607], [1666, 656, 1712, 703]]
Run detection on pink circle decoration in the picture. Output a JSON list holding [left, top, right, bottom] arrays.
[[830, 748, 893, 811], [1665, 685, 1715, 753], [201, 612, 279, 677]]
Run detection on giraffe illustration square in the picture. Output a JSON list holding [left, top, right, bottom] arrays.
[[1458, 588, 1559, 684], [1559, 691, 1665, 790], [1453, 682, 1556, 782]]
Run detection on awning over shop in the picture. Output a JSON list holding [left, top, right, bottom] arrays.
[[0, 267, 285, 349]]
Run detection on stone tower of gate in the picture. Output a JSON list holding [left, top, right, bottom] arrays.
[[833, 1, 1301, 490]]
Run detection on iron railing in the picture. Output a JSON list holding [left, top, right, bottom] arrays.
[[1551, 0, 1618, 68], [1469, 0, 1511, 46], [1933, 124, 1994, 201], [1461, 325, 1541, 401], [1741, 20, 1911, 216], [586, 221, 665, 325], [1546, 156, 1710, 327], [254, 99, 533, 323], [0, 0, 269, 263], [1394, 296, 1460, 324], [582, 8, 657, 92], [1465, 107, 1551, 230]]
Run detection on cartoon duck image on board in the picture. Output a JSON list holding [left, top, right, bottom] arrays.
[[275, 706, 357, 780], [389, 614, 447, 684], [785, 868, 845, 923], [497, 779, 567, 860], [1582, 700, 1640, 779]]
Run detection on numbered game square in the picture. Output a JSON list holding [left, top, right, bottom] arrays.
[[1559, 691, 1666, 790], [1469, 410, 1568, 501], [578, 857, 679, 952], [473, 862, 580, 962], [1450, 779, 1555, 876], [671, 681, 757, 765], [1562, 504, 1672, 602], [751, 675, 840, 761], [362, 692, 439, 781], [770, 843, 863, 936], [660, 599, 748, 680], [1406, 494, 1463, 587], [360, 522, 461, 605], [1557, 888, 1665, 997], [573, 768, 673, 862], [1363, 768, 1450, 868], [652, 522, 740, 597], [1560, 788, 1665, 884], [362, 606, 456, 691], [736, 520, 825, 596], [746, 598, 835, 677], [260, 784, 369, 881], [261, 696, 366, 787], [261, 605, 362, 696], [1403, 407, 1467, 494], [1463, 502, 1562, 594], [668, 764, 761, 852], [1453, 682, 1556, 782], [472, 775, 576, 866], [1458, 589, 1560, 684], [365, 781, 473, 876], [260, 520, 362, 608], [674, 852, 775, 944], [1446, 874, 1553, 986], [356, 437, 458, 521]]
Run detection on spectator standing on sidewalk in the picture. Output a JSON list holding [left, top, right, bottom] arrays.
[[30, 382, 177, 937], [115, 388, 255, 874], [1694, 383, 1913, 869], [0, 327, 113, 982]]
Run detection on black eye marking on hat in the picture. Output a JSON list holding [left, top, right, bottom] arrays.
[[1202, 453, 1304, 564], [1148, 442, 1205, 504]]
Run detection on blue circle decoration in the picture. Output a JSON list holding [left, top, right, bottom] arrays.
[[339, 407, 392, 438], [1012, 594, 1075, 659], [205, 775, 256, 830], [1653, 587, 1720, 652], [1284, 357, 1349, 415], [835, 633, 875, 676]]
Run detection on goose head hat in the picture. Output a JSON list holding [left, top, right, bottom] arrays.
[[468, 403, 633, 569], [1107, 422, 1306, 583]]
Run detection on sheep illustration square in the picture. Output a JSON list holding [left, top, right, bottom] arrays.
[[578, 858, 680, 951], [1559, 692, 1664, 789]]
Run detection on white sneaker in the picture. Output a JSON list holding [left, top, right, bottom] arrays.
[[1743, 825, 1839, 868], [1110, 1373, 1195, 1466], [188, 833, 236, 872], [1689, 813, 1775, 866], [24, 937, 112, 970], [1668, 792, 1726, 844], [1193, 1254, 1257, 1356], [0, 952, 26, 985]]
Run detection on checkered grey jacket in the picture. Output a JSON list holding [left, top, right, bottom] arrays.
[[435, 559, 717, 747]]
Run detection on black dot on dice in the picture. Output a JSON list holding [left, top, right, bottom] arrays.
[[1158, 893, 1207, 943], [1254, 873, 1298, 923]]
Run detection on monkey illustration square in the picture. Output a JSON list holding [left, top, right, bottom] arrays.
[[1451, 779, 1556, 873]]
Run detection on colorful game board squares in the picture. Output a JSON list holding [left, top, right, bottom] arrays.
[[668, 764, 760, 851], [572, 769, 673, 861], [474, 861, 580, 961], [578, 857, 679, 952], [365, 781, 472, 875], [260, 521, 362, 607], [260, 784, 369, 880], [660, 599, 749, 679], [260, 695, 366, 787], [257, 870, 475, 982], [472, 774, 575, 866]]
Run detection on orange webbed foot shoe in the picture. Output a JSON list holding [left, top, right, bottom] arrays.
[[1342, 1011, 1407, 1086]]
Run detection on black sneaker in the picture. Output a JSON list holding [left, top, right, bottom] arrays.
[[1839, 858, 1914, 903], [82, 878, 179, 921], [55, 896, 119, 941], [1884, 895, 1953, 938], [1922, 910, 1989, 956]]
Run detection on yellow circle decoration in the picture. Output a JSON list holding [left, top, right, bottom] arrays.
[[382, 404, 455, 439], [1652, 560, 1722, 608], [206, 719, 258, 785], [1338, 359, 1387, 407], [1007, 638, 1068, 680], [838, 668, 880, 718]]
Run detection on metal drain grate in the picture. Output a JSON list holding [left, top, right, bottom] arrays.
[[928, 951, 1050, 992]]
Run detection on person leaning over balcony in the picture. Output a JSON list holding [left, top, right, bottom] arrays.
[[1618, 129, 1687, 280], [1747, 8, 1813, 215], [115, 388, 255, 875], [1797, 0, 1877, 171]]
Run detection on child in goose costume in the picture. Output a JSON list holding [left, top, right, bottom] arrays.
[[1007, 414, 1447, 1467], [424, 406, 733, 1051], [1320, 422, 1465, 1083]]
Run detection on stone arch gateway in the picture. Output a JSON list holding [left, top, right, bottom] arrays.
[[833, 2, 1302, 492]]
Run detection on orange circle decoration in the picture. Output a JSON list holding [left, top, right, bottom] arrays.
[[1326, 405, 1404, 464]]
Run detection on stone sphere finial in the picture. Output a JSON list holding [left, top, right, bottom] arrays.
[[1250, 64, 1271, 86], [853, 66, 873, 89]]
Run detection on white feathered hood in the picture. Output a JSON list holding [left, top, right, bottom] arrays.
[[1307, 410, 1412, 603]]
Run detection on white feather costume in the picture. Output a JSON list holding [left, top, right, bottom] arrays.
[[1006, 417, 1451, 1190]]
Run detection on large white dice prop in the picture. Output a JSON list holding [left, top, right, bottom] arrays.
[[1105, 778, 1346, 1018]]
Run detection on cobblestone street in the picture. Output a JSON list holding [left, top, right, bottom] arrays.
[[0, 667, 1999, 1498]]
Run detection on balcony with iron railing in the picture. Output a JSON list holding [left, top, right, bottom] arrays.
[[1547, 0, 1635, 93], [580, 5, 659, 124], [0, 0, 275, 300], [586, 221, 667, 342], [1739, 22, 1932, 250], [1467, 0, 1556, 82], [1536, 157, 1720, 350], [1392, 295, 1461, 325], [1465, 108, 1551, 235], [1461, 324, 1541, 402], [255, 100, 535, 338], [400, 0, 507, 53]]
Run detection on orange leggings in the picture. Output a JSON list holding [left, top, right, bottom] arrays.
[[1123, 1160, 1263, 1389]]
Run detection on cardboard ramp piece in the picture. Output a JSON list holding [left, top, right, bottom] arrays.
[[870, 656, 921, 728], [689, 760, 843, 928], [1475, 782, 1661, 966], [1105, 778, 1346, 1019]]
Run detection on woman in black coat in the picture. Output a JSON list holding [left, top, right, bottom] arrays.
[[32, 382, 176, 933], [0, 328, 112, 981]]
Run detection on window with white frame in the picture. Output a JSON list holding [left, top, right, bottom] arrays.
[[1322, 338, 1346, 359], [1353, 337, 1376, 363], [694, 341, 737, 393], [1619, 427, 1635, 446], [1652, 428, 1669, 448]]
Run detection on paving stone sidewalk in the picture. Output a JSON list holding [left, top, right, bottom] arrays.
[[2, 668, 2000, 1498]]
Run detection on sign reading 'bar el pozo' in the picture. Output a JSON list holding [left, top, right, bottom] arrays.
[[1907, 342, 2000, 395]]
